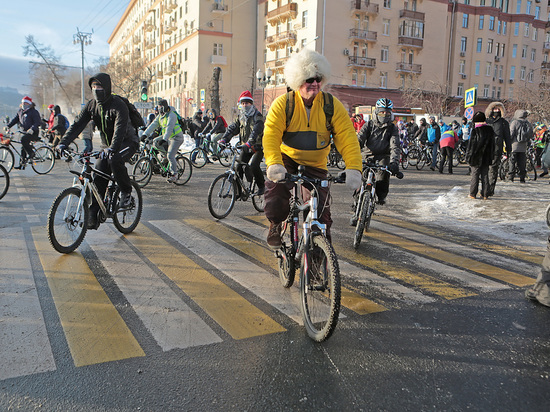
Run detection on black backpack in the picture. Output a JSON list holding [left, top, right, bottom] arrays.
[[114, 95, 145, 132], [516, 121, 532, 143], [285, 91, 334, 133]]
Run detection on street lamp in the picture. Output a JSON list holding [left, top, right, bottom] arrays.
[[73, 28, 93, 108], [256, 67, 273, 115]]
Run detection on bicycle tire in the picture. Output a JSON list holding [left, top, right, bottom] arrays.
[[207, 173, 237, 219], [277, 243, 295, 288], [251, 182, 265, 212], [353, 190, 370, 249], [218, 148, 232, 167], [300, 234, 341, 342], [407, 147, 419, 167], [401, 151, 409, 169], [527, 158, 537, 181], [47, 186, 89, 254], [69, 141, 79, 153], [546, 204, 550, 229], [416, 150, 427, 170], [31, 146, 55, 174], [498, 158, 508, 181], [190, 148, 207, 168], [0, 164, 9, 200], [112, 181, 143, 234], [173, 155, 193, 186], [132, 157, 153, 188], [0, 146, 15, 172], [336, 156, 346, 170]]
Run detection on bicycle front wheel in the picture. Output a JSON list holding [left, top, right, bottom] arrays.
[[526, 157, 537, 181], [251, 182, 265, 212], [0, 164, 9, 200], [407, 147, 419, 167], [190, 148, 207, 168], [0, 146, 15, 172], [218, 148, 232, 167], [353, 190, 370, 249], [173, 155, 193, 186], [47, 187, 88, 254], [416, 151, 426, 170], [132, 157, 153, 188], [300, 234, 341, 342], [546, 204, 550, 229], [31, 146, 55, 174], [112, 181, 143, 234], [207, 173, 236, 219]]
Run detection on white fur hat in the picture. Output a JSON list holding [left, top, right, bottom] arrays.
[[284, 48, 331, 91]]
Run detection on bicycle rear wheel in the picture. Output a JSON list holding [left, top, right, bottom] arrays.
[[526, 157, 537, 181], [401, 150, 409, 169], [190, 148, 207, 168], [416, 151, 427, 170], [353, 190, 370, 249], [0, 146, 14, 172], [132, 157, 153, 188], [407, 147, 419, 167], [173, 155, 193, 185], [277, 241, 295, 288], [546, 204, 550, 229], [251, 182, 265, 212], [300, 234, 341, 342], [0, 164, 9, 200], [207, 173, 237, 219], [112, 181, 143, 234], [31, 146, 55, 174], [218, 148, 232, 167], [47, 187, 88, 254]]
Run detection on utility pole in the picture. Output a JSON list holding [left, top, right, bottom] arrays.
[[73, 28, 93, 108]]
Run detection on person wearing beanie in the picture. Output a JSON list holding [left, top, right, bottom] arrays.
[[200, 108, 227, 160], [508, 109, 533, 182], [189, 110, 207, 162], [49, 105, 69, 148], [485, 101, 511, 196], [465, 111, 495, 199], [43, 104, 56, 142], [57, 72, 139, 229], [6, 96, 42, 169], [219, 90, 265, 195], [262, 48, 362, 249]]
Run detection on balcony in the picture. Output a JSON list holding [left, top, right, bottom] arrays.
[[164, 21, 176, 34], [398, 36, 424, 48], [544, 42, 550, 50], [542, 62, 550, 70], [349, 28, 377, 42], [164, 0, 177, 13], [144, 21, 154, 32], [348, 56, 376, 69], [211, 55, 227, 65], [132, 35, 141, 44], [350, 1, 379, 16], [166, 63, 179, 75], [266, 31, 297, 51], [399, 9, 425, 22], [156, 70, 164, 79], [396, 62, 422, 74], [212, 2, 228, 12], [267, 2, 297, 26]]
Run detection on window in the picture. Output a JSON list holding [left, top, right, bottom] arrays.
[[380, 72, 388, 88], [383, 0, 391, 8], [475, 60, 480, 75], [487, 39, 493, 53], [491, 86, 496, 99], [486, 62, 492, 76], [360, 72, 367, 87], [531, 48, 536, 62], [526, 1, 532, 14], [524, 23, 529, 37], [457, 83, 464, 97], [381, 46, 389, 62], [459, 60, 466, 74], [510, 66, 516, 80], [184, 71, 187, 84], [383, 19, 390, 35], [499, 65, 503, 79], [502, 21, 507, 35], [264, 25, 268, 40], [512, 44, 517, 58], [522, 45, 527, 58], [477, 38, 482, 53], [483, 84, 489, 98], [462, 14, 469, 28], [400, 20, 424, 38], [479, 15, 484, 30], [213, 43, 223, 55], [489, 16, 495, 31], [302, 10, 308, 28], [497, 20, 501, 34], [516, 0, 521, 14], [520, 66, 526, 80], [352, 70, 358, 86], [533, 28, 537, 41], [514, 22, 519, 36], [508, 87, 514, 99], [460, 36, 467, 52], [184, 48, 188, 61], [535, 6, 541, 19], [528, 69, 534, 83]]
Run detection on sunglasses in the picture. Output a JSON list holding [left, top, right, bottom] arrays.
[[305, 76, 323, 84]]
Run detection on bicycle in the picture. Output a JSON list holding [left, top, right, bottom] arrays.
[[40, 128, 79, 153], [207, 144, 265, 219], [47, 150, 143, 254], [190, 133, 231, 168], [498, 152, 537, 181], [0, 130, 55, 174], [275, 166, 345, 342], [0, 164, 9, 200], [326, 145, 345, 169], [132, 139, 193, 188], [350, 161, 403, 249]]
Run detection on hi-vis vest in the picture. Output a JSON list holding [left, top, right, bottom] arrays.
[[159, 112, 182, 138]]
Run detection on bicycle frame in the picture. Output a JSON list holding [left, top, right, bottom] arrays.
[[225, 148, 256, 199]]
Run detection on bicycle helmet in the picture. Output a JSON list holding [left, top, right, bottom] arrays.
[[375, 98, 393, 111]]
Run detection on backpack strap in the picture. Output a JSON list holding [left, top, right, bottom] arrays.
[[285, 91, 295, 130], [322, 91, 334, 133]]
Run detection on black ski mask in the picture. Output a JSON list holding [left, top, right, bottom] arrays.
[[92, 88, 107, 103]]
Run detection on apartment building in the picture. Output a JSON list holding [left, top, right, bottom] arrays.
[[109, 0, 550, 117]]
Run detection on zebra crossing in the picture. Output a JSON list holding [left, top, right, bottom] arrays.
[[0, 212, 540, 381]]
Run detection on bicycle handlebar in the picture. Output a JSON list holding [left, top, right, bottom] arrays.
[[362, 163, 404, 179]]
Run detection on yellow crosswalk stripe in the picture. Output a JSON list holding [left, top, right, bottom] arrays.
[[188, 217, 387, 315], [366, 228, 534, 287], [125, 225, 286, 340], [377, 215, 544, 264], [31, 227, 145, 367]]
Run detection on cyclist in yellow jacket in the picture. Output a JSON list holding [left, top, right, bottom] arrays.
[[263, 49, 362, 249]]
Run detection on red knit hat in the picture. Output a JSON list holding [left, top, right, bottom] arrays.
[[238, 90, 253, 103], [22, 96, 32, 105], [48, 104, 54, 110]]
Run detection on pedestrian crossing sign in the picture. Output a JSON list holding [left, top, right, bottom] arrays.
[[464, 87, 477, 108]]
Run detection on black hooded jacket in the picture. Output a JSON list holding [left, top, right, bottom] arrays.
[[50, 105, 68, 136], [61, 72, 138, 152]]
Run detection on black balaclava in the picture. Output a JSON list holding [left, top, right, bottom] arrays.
[[88, 73, 112, 104], [158, 99, 170, 114]]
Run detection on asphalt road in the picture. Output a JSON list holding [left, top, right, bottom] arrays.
[[1, 155, 549, 411]]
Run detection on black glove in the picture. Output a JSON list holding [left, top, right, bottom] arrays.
[[100, 148, 113, 160], [388, 162, 399, 175], [56, 144, 67, 154], [140, 134, 148, 142]]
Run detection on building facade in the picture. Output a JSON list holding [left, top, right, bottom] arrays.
[[108, 0, 550, 118]]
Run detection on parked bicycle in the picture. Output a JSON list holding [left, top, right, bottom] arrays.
[[132, 139, 193, 188], [0, 130, 55, 174], [207, 143, 265, 219], [47, 150, 143, 254], [326, 144, 345, 169], [275, 166, 345, 342], [350, 160, 403, 249], [0, 164, 9, 200], [190, 133, 231, 168]]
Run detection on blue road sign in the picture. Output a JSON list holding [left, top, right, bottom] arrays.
[[464, 106, 474, 120], [464, 87, 477, 108]]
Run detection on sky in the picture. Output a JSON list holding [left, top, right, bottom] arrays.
[[0, 0, 129, 94]]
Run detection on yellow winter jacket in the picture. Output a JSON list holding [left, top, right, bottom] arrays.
[[263, 91, 362, 171]]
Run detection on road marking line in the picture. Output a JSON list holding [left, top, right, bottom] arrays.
[[0, 227, 56, 381], [126, 224, 286, 339], [87, 226, 222, 351], [246, 214, 473, 300], [31, 227, 145, 367], [370, 221, 535, 287]]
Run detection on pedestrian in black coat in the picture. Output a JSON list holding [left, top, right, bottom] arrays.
[[466, 111, 495, 199]]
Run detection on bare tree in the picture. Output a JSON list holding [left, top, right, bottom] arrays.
[[105, 52, 154, 101], [208, 67, 222, 115], [401, 80, 457, 117]]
